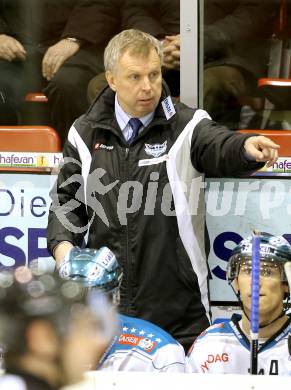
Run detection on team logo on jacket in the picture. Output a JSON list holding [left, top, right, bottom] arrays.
[[138, 338, 156, 352], [94, 143, 114, 151], [144, 141, 167, 158]]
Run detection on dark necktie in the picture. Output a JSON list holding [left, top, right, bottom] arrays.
[[128, 118, 143, 144]]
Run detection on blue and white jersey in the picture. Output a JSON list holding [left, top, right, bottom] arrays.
[[187, 314, 291, 375], [98, 314, 186, 372]]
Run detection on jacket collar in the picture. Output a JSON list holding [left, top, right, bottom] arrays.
[[85, 80, 174, 135]]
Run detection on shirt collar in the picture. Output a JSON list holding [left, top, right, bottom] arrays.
[[114, 94, 154, 131]]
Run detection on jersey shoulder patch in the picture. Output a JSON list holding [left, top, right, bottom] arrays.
[[117, 315, 180, 354]]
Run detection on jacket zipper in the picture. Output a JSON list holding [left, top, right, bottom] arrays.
[[124, 147, 133, 314]]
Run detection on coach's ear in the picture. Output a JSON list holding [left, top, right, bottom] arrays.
[[106, 70, 116, 92]]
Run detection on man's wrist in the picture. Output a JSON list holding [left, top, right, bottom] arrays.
[[64, 37, 82, 46]]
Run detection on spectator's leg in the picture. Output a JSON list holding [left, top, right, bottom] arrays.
[[44, 65, 95, 145], [0, 60, 27, 124], [204, 65, 254, 129], [0, 52, 45, 125], [21, 51, 49, 125], [44, 48, 104, 145]]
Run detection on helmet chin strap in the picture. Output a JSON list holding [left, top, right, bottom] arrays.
[[231, 285, 288, 330], [244, 307, 285, 329]]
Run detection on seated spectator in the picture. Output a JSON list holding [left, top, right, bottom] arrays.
[[122, 0, 180, 97], [0, 0, 120, 144], [258, 0, 291, 116], [87, 0, 180, 102], [187, 232, 291, 375], [203, 0, 280, 129], [0, 266, 116, 389], [59, 247, 187, 372], [118, 0, 279, 130]]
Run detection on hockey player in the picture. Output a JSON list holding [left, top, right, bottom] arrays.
[[60, 246, 186, 372], [187, 232, 291, 375], [0, 266, 116, 389]]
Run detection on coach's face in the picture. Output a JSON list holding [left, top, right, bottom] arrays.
[[106, 47, 162, 118]]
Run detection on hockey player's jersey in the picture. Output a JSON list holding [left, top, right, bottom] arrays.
[[187, 314, 291, 375], [98, 314, 186, 372]]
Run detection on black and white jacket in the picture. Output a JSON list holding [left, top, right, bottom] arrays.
[[47, 83, 262, 347]]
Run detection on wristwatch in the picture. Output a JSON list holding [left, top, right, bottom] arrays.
[[65, 37, 82, 46]]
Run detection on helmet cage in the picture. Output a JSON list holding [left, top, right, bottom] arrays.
[[227, 232, 291, 284], [227, 254, 288, 283]]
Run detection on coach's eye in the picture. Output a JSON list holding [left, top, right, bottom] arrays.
[[129, 74, 139, 81]]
